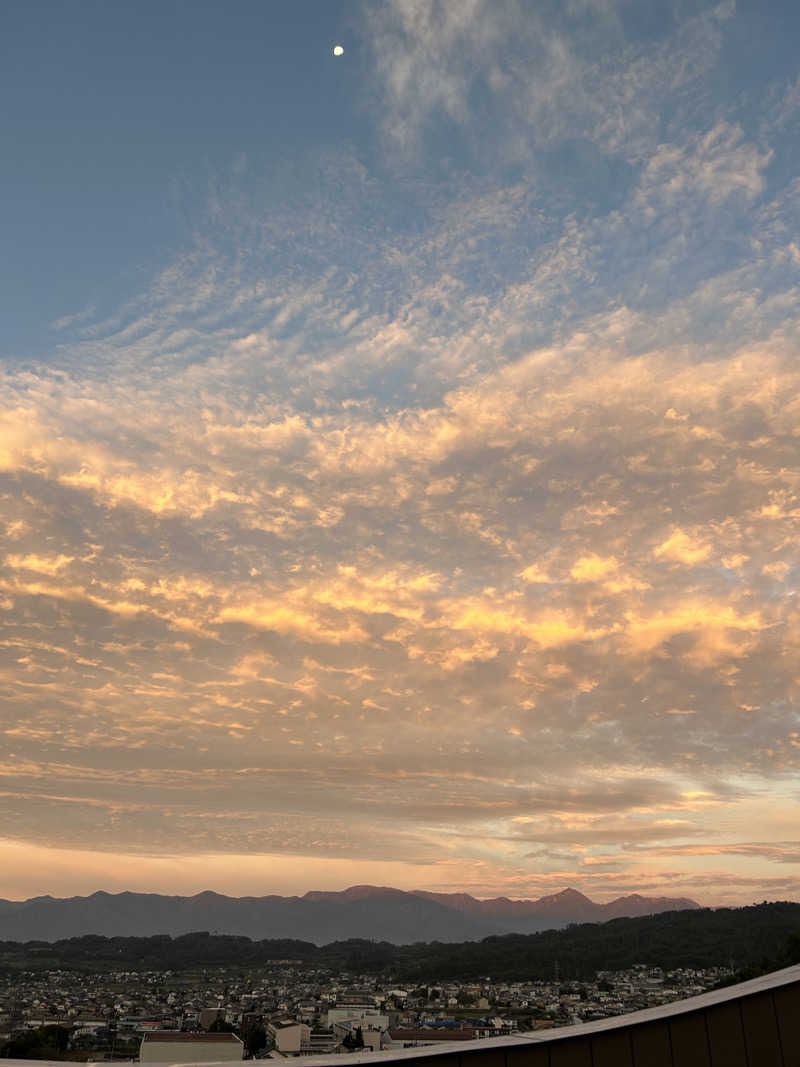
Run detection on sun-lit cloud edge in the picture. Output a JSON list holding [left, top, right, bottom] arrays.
[[1, 0, 800, 904]]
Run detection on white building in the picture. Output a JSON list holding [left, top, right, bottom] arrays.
[[266, 1019, 311, 1054], [325, 1008, 388, 1030], [139, 1031, 244, 1063], [331, 1021, 385, 1052]]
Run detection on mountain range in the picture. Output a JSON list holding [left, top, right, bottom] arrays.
[[0, 885, 699, 944]]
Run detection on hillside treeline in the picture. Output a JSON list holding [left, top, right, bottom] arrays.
[[1, 902, 799, 981]]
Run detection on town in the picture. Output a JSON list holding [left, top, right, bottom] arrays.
[[0, 961, 733, 1060]]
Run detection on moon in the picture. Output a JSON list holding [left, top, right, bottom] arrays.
[[333, 45, 344, 56]]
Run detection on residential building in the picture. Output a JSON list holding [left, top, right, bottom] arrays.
[[266, 1018, 311, 1054], [139, 1031, 243, 1063]]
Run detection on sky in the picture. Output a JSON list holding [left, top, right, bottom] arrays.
[[1, 0, 799, 908]]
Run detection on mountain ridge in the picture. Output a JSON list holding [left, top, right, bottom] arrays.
[[0, 885, 698, 944]]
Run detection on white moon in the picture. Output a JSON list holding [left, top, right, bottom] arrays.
[[333, 45, 344, 56]]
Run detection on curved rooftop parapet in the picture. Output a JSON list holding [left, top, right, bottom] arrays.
[[5, 963, 799, 1067]]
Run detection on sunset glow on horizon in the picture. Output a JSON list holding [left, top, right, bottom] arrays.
[[1, 0, 799, 908]]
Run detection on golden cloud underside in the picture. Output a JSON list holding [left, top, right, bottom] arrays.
[[1, 318, 798, 902], [3, 12, 800, 899]]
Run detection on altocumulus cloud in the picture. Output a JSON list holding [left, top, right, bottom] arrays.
[[0, 0, 799, 904]]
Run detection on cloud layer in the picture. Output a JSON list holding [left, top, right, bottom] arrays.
[[1, 0, 799, 905]]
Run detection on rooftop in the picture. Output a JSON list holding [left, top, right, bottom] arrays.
[[141, 1032, 243, 1044]]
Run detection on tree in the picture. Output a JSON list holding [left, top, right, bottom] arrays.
[[342, 1026, 364, 1051], [779, 933, 800, 966], [3, 1025, 71, 1059], [209, 1018, 236, 1034], [245, 1025, 267, 1056]]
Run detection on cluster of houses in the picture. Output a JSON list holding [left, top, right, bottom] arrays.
[[0, 962, 732, 1061]]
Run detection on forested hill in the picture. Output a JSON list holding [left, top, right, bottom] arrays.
[[1, 902, 798, 981]]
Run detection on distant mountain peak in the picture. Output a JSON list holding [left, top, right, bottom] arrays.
[[0, 884, 699, 944], [303, 884, 404, 903], [344, 884, 402, 897]]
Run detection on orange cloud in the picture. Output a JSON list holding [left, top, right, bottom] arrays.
[[624, 601, 765, 660], [570, 554, 618, 581], [218, 600, 367, 644], [654, 529, 713, 566], [6, 554, 74, 575]]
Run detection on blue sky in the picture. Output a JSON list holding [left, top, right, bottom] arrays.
[[2, 0, 363, 350], [1, 0, 800, 905], [4, 0, 797, 358]]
